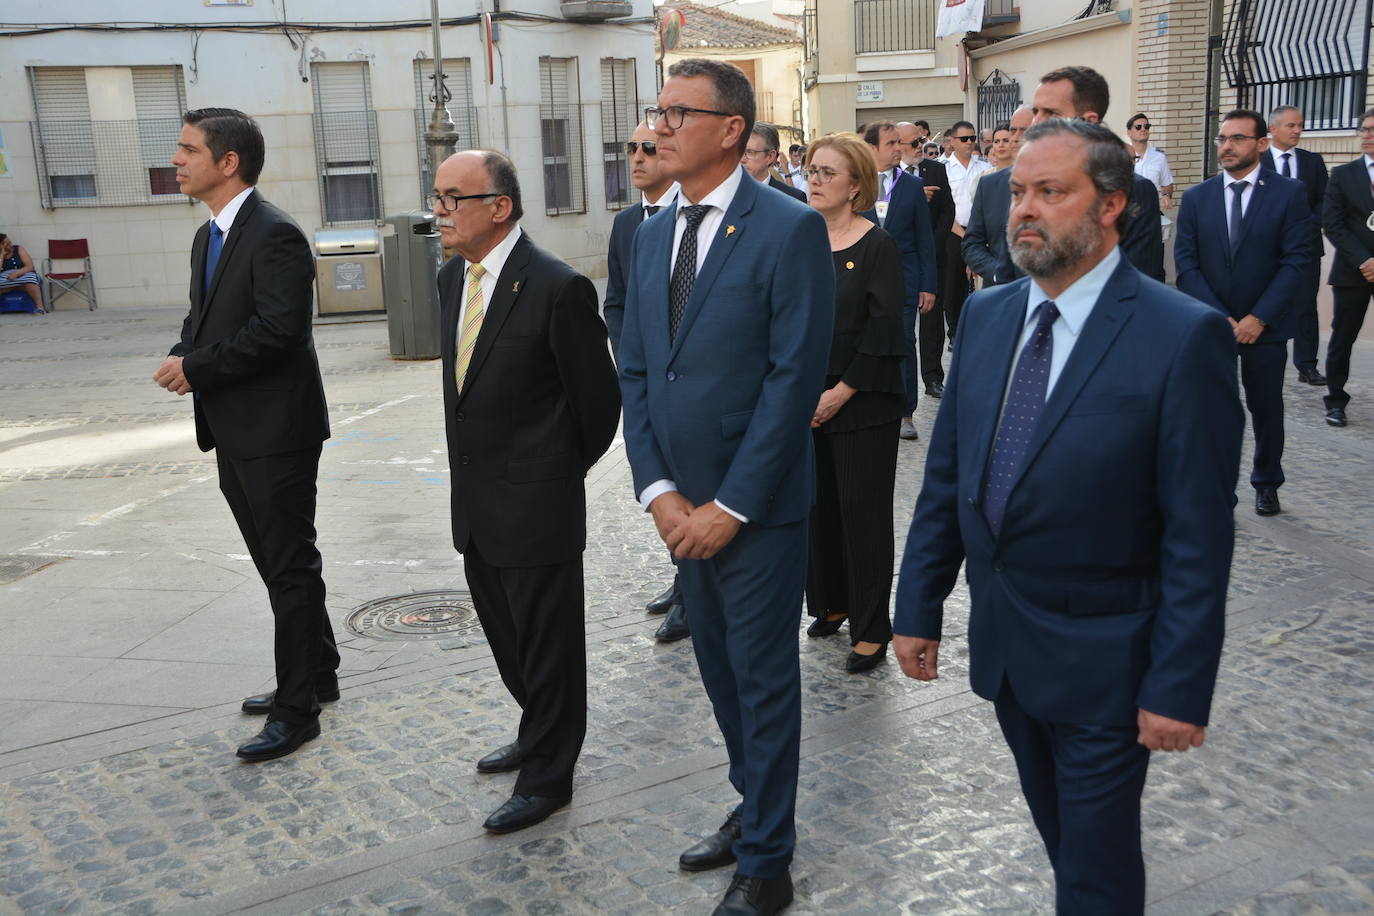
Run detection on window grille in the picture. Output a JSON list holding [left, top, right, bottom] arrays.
[[311, 61, 384, 225], [976, 70, 1021, 132], [413, 58, 480, 206], [600, 58, 638, 210], [539, 57, 587, 216], [854, 0, 934, 54]]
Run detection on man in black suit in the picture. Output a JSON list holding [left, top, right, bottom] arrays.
[[898, 120, 954, 397], [433, 150, 621, 833], [1263, 105, 1330, 385], [742, 121, 807, 204], [604, 122, 689, 643], [1031, 66, 1166, 282], [1319, 107, 1374, 428], [155, 108, 336, 763], [963, 105, 1034, 288]]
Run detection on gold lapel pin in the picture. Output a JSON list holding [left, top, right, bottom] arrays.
[[512, 281, 521, 292], [845, 261, 855, 270], [725, 225, 736, 237]]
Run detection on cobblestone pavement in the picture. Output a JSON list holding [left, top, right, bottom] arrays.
[[2, 306, 1374, 915]]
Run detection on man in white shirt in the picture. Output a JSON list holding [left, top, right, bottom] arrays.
[[1126, 113, 1175, 209], [941, 119, 993, 348]]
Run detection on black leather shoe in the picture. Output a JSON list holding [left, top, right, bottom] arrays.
[[476, 742, 523, 773], [1327, 407, 1348, 427], [1298, 369, 1327, 385], [924, 380, 944, 398], [846, 643, 888, 674], [712, 872, 793, 916], [646, 582, 678, 613], [481, 793, 570, 834], [236, 720, 321, 762], [680, 811, 741, 872], [1255, 488, 1280, 517], [241, 685, 340, 715], [655, 603, 690, 642], [805, 615, 847, 637]]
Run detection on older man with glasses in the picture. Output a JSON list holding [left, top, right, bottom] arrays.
[[741, 121, 807, 203]]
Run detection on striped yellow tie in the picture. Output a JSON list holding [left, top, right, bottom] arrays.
[[455, 262, 486, 393]]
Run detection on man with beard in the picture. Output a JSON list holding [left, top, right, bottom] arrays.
[[892, 118, 1243, 914], [1174, 109, 1310, 517]]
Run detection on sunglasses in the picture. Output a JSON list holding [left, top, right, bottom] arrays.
[[625, 140, 658, 156], [952, 135, 976, 142], [1132, 123, 1152, 130]]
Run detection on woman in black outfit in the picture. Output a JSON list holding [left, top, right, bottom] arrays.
[[800, 133, 907, 673]]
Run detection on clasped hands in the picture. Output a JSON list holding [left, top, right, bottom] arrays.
[[648, 491, 740, 560], [153, 355, 194, 396], [1229, 314, 1265, 345]]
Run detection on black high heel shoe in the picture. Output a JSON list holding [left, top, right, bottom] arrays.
[[806, 614, 848, 637], [845, 643, 887, 674]]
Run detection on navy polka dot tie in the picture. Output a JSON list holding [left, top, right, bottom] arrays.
[[983, 300, 1060, 538], [669, 205, 709, 342]]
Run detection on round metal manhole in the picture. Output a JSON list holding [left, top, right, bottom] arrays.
[[346, 590, 483, 641]]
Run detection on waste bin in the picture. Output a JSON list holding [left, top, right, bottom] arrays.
[[383, 212, 445, 360], [314, 228, 384, 315]]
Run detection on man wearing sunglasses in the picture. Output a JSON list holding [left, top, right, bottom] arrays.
[[604, 122, 690, 644], [941, 120, 992, 352]]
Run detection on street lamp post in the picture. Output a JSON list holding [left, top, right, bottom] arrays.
[[423, 0, 460, 191]]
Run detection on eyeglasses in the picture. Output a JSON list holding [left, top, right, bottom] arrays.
[[426, 191, 497, 210], [625, 140, 657, 156], [951, 135, 976, 143], [1131, 123, 1152, 130], [742, 147, 776, 158], [803, 166, 845, 183], [645, 105, 732, 130], [1214, 134, 1261, 145], [1358, 126, 1374, 136]]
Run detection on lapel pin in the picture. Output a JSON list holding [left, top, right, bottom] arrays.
[[845, 261, 855, 270], [512, 281, 521, 292], [726, 225, 736, 237]]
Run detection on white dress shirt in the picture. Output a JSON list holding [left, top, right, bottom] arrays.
[[640, 166, 750, 522], [1222, 163, 1260, 222], [946, 154, 993, 227], [456, 225, 524, 344], [208, 185, 255, 241], [643, 182, 680, 215], [1269, 141, 1299, 181], [1132, 145, 1174, 190]]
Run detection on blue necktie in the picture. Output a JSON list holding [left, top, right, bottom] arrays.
[[983, 301, 1060, 538], [204, 221, 224, 298], [1229, 181, 1248, 258], [669, 205, 710, 342]]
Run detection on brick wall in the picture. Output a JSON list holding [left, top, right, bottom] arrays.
[[1133, 0, 1211, 199]]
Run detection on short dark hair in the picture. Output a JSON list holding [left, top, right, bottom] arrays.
[[913, 119, 930, 132], [1221, 108, 1268, 138], [860, 120, 896, 147], [950, 120, 975, 135], [751, 121, 781, 153], [788, 143, 804, 155], [1022, 118, 1134, 233], [183, 108, 265, 185], [994, 122, 1011, 134], [666, 58, 755, 155], [476, 150, 523, 223], [1126, 113, 1149, 130], [1039, 66, 1111, 120]]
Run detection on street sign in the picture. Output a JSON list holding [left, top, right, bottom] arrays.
[[856, 81, 884, 103]]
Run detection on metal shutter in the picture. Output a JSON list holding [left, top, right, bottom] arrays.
[[539, 57, 586, 215]]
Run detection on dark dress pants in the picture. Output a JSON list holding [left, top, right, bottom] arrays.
[[940, 233, 971, 345], [805, 422, 898, 645], [463, 540, 585, 799], [1292, 247, 1322, 373], [899, 300, 921, 416], [216, 445, 337, 726], [994, 682, 1150, 916], [1325, 284, 1373, 409], [918, 236, 949, 387], [678, 519, 806, 879], [1238, 341, 1287, 489]]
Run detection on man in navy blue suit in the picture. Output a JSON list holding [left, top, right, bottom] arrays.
[[1262, 105, 1330, 385], [619, 58, 833, 916], [1175, 108, 1311, 517], [603, 121, 689, 643], [963, 105, 1033, 287], [741, 121, 807, 204], [893, 118, 1243, 915], [860, 120, 937, 441]]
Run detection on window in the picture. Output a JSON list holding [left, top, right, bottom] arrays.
[[539, 57, 586, 216], [311, 61, 384, 225], [853, 0, 935, 54], [414, 58, 479, 205], [600, 58, 638, 209], [29, 65, 188, 208]]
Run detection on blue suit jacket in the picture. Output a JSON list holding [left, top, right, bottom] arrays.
[[618, 168, 834, 525], [1174, 168, 1311, 341], [862, 169, 937, 304], [893, 256, 1243, 727], [1261, 147, 1328, 225], [961, 168, 1019, 286]]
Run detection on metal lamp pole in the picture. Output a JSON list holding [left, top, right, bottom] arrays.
[[423, 0, 460, 189]]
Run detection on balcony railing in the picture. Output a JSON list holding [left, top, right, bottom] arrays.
[[854, 0, 934, 54], [984, 0, 1018, 26]]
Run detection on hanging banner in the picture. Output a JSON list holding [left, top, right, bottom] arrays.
[[936, 0, 987, 39]]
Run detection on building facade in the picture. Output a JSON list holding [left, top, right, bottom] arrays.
[[0, 0, 655, 309]]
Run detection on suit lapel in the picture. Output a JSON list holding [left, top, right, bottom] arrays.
[[1234, 169, 1271, 252], [457, 232, 532, 403], [201, 190, 260, 318], [1203, 178, 1231, 264], [190, 222, 210, 338], [969, 284, 1032, 509], [667, 174, 756, 362]]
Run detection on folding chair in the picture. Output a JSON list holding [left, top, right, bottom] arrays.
[[43, 238, 97, 310]]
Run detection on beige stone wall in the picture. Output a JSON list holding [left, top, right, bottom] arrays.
[[1133, 0, 1210, 198]]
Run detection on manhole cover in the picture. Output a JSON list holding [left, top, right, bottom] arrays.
[[346, 590, 482, 641], [0, 555, 63, 585]]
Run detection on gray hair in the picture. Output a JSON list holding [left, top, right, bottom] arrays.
[[1268, 105, 1303, 126], [1022, 118, 1135, 232], [751, 121, 781, 153], [666, 58, 755, 155]]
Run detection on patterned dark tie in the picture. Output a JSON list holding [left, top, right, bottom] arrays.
[[669, 205, 710, 342], [1229, 180, 1248, 257], [1281, 152, 1292, 178], [204, 221, 224, 298], [983, 301, 1060, 538]]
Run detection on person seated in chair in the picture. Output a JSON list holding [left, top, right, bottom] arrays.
[[0, 235, 46, 313]]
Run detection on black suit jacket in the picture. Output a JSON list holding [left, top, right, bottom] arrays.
[[1322, 157, 1374, 287], [1262, 147, 1328, 224], [170, 190, 329, 459], [1122, 175, 1166, 282], [913, 159, 955, 245], [768, 174, 808, 203], [961, 168, 1019, 286], [439, 231, 621, 567], [603, 203, 648, 354]]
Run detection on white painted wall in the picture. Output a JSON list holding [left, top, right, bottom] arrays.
[[0, 1, 657, 307]]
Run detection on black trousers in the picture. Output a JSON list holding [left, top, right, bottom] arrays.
[[216, 446, 337, 725], [994, 682, 1150, 916], [940, 232, 972, 345], [1326, 284, 1373, 409], [1292, 246, 1322, 372], [919, 235, 949, 384], [1238, 341, 1287, 489], [804, 422, 899, 645], [463, 541, 585, 799]]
